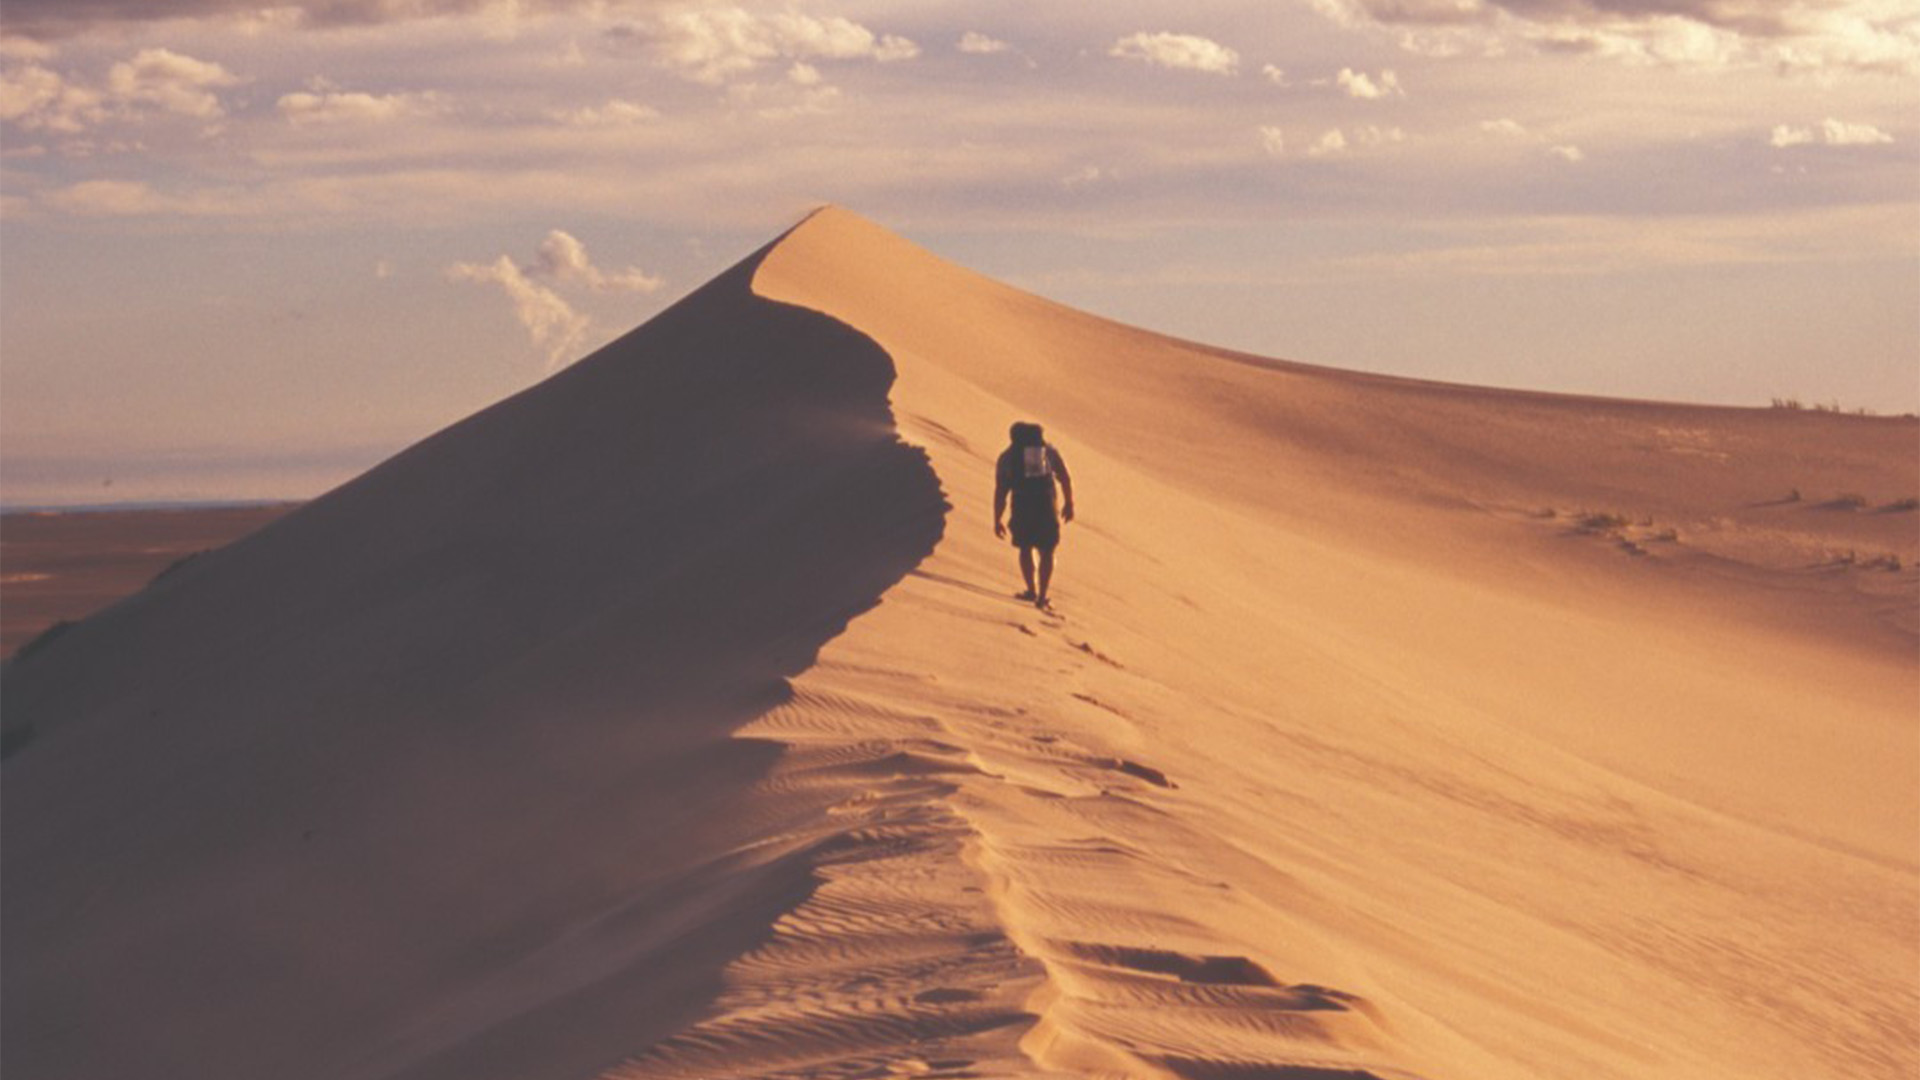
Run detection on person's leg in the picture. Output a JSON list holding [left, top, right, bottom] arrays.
[[1037, 546, 1055, 602], [1018, 546, 1037, 597]]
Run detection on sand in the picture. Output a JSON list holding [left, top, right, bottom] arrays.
[[3, 207, 1914, 1080]]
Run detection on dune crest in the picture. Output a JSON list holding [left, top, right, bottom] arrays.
[[6, 207, 1915, 1080]]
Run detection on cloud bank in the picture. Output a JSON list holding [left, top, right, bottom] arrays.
[[1, 46, 238, 132], [1313, 0, 1920, 75]]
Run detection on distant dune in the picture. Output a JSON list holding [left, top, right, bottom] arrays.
[[4, 208, 1914, 1080], [0, 504, 298, 658]]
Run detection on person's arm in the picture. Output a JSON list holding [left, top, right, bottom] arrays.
[[1053, 449, 1075, 522], [993, 465, 1010, 538]]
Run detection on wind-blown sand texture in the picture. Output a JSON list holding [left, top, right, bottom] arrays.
[[4, 208, 1915, 1080], [1, 504, 297, 658]]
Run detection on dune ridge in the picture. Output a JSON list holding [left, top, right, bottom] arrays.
[[4, 207, 1915, 1080]]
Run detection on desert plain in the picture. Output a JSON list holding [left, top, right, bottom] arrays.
[[3, 208, 1915, 1079]]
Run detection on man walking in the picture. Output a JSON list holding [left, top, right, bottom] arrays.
[[993, 421, 1075, 610]]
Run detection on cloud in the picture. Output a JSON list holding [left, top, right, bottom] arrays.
[[1301, 126, 1403, 157], [550, 98, 658, 126], [447, 254, 589, 370], [1336, 67, 1403, 98], [446, 228, 660, 368], [1258, 125, 1286, 157], [1261, 63, 1290, 84], [1819, 116, 1894, 144], [645, 7, 919, 84], [1060, 164, 1103, 189], [0, 63, 105, 132], [0, 36, 55, 61], [277, 89, 439, 125], [958, 31, 1009, 55], [1772, 117, 1895, 146], [1769, 124, 1815, 147], [1308, 129, 1349, 157], [40, 178, 177, 214], [1480, 117, 1528, 136], [724, 77, 843, 118], [105, 48, 240, 119], [1109, 31, 1240, 75], [1550, 144, 1586, 161], [531, 229, 664, 292]]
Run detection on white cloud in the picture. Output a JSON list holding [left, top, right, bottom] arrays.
[[0, 37, 55, 62], [787, 61, 822, 86], [1316, 0, 1920, 76], [1820, 117, 1893, 145], [1774, 118, 1896, 147], [1258, 125, 1286, 157], [1308, 129, 1349, 157], [1298, 126, 1402, 157], [5, 46, 239, 133], [276, 89, 438, 125], [1550, 144, 1585, 161], [0, 64, 105, 132], [447, 254, 589, 371], [446, 228, 661, 370], [42, 178, 180, 214], [957, 31, 1009, 55], [725, 78, 843, 118], [105, 48, 239, 119], [551, 98, 658, 127], [1061, 164, 1102, 189], [1336, 67, 1403, 99], [647, 7, 919, 84], [1261, 63, 1289, 85], [1480, 118, 1527, 137], [1770, 124, 1815, 147], [1109, 31, 1240, 75], [532, 229, 664, 293], [872, 36, 918, 62]]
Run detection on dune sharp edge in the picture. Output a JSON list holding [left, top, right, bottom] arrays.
[[5, 208, 1917, 1080]]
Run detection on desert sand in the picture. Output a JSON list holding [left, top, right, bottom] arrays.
[[3, 207, 1914, 1080], [1, 504, 298, 658]]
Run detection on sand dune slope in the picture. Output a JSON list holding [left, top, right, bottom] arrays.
[[2, 228, 947, 1080], [5, 208, 1915, 1080]]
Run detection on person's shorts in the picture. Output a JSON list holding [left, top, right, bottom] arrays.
[[1009, 511, 1059, 551]]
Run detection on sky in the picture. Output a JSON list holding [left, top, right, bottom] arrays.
[[1, 0, 1915, 504]]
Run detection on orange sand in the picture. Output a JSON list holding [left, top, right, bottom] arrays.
[[4, 208, 1914, 1080]]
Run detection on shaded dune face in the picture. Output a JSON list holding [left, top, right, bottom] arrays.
[[0, 239, 945, 1080]]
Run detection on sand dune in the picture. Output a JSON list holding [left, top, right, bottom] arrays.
[[4, 208, 1914, 1080]]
